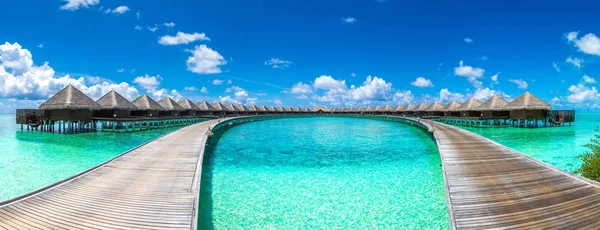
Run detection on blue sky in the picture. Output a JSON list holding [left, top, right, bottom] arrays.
[[1, 0, 600, 112]]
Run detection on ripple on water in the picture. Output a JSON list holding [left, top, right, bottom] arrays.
[[199, 117, 449, 229]]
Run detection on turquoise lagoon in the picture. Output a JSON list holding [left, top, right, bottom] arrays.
[[0, 114, 181, 201], [459, 113, 600, 173], [199, 117, 449, 229]]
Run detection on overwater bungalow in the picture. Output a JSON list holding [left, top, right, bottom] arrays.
[[301, 107, 310, 113], [292, 107, 301, 113], [267, 106, 277, 114], [478, 95, 510, 119], [415, 102, 429, 117], [504, 92, 552, 123], [284, 106, 293, 114], [196, 101, 217, 116], [424, 101, 445, 117], [403, 104, 417, 116], [225, 103, 241, 116], [158, 97, 184, 117], [95, 89, 136, 118], [357, 107, 366, 114], [178, 99, 200, 116], [37, 85, 100, 130], [212, 102, 227, 116], [258, 105, 268, 114], [384, 105, 394, 114], [395, 104, 405, 115], [236, 104, 249, 115], [456, 98, 483, 117], [364, 106, 374, 115], [442, 100, 462, 117], [246, 104, 259, 115], [273, 106, 283, 114], [131, 95, 164, 117]]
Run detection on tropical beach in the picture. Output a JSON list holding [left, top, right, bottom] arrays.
[[3, 0, 600, 229]]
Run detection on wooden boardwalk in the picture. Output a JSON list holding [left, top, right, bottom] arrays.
[[417, 119, 600, 229], [0, 118, 228, 230]]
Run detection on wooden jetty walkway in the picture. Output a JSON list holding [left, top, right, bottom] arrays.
[[413, 118, 600, 229], [0, 118, 232, 230]]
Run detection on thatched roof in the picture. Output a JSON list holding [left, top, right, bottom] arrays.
[[212, 102, 227, 111], [442, 100, 462, 112], [258, 105, 268, 111], [478, 95, 509, 111], [403, 104, 417, 111], [384, 105, 394, 112], [366, 106, 375, 112], [178, 99, 200, 110], [415, 102, 429, 111], [358, 107, 367, 112], [301, 107, 310, 112], [247, 105, 258, 111], [504, 92, 551, 110], [132, 95, 165, 111], [267, 106, 276, 111], [456, 98, 483, 111], [225, 103, 240, 111], [292, 107, 301, 112], [425, 101, 445, 111], [284, 106, 292, 112], [236, 104, 248, 111], [312, 105, 329, 112], [197, 101, 217, 111], [395, 105, 405, 111], [275, 106, 284, 112], [39, 85, 100, 110], [158, 97, 184, 111], [96, 89, 136, 110]]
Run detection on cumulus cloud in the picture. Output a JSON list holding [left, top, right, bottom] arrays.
[[134, 25, 142, 30], [567, 83, 600, 103], [508, 79, 528, 89], [110, 6, 130, 15], [454, 60, 485, 88], [411, 77, 434, 88], [186, 45, 227, 74], [163, 22, 176, 28], [200, 86, 208, 93], [393, 90, 414, 104], [0, 42, 140, 101], [463, 37, 473, 43], [565, 56, 583, 69], [264, 58, 292, 68], [566, 31, 600, 56], [159, 32, 210, 45], [212, 79, 224, 85], [60, 0, 99, 11], [148, 27, 158, 32], [490, 73, 499, 84], [350, 73, 356, 77], [347, 76, 393, 101], [133, 74, 161, 90], [184, 86, 197, 91], [289, 82, 313, 94], [439, 89, 465, 103], [341, 17, 356, 23], [313, 75, 347, 95], [584, 75, 596, 84]]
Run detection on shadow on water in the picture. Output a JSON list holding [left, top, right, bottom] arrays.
[[198, 125, 232, 230]]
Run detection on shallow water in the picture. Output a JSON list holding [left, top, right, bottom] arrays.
[[459, 113, 600, 174], [199, 117, 449, 229], [0, 114, 183, 201]]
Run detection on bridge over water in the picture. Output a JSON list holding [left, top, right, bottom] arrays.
[[1, 116, 600, 229]]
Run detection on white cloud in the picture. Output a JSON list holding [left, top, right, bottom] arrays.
[[290, 82, 313, 94], [117, 68, 124, 73], [227, 79, 232, 84], [341, 17, 356, 23], [219, 85, 256, 105], [200, 86, 208, 93], [566, 31, 600, 56], [150, 88, 182, 101], [37, 44, 44, 48], [136, 11, 141, 20], [411, 77, 434, 88], [264, 58, 292, 68], [454, 60, 485, 88], [463, 37, 473, 43], [481, 55, 488, 60], [219, 95, 240, 104], [212, 79, 224, 85], [584, 75, 596, 84], [393, 90, 414, 104], [508, 79, 528, 89], [0, 42, 139, 101], [163, 22, 176, 28], [148, 27, 158, 32], [134, 25, 142, 30], [159, 32, 210, 45], [565, 56, 583, 68], [347, 76, 393, 101], [490, 73, 499, 83], [186, 45, 227, 74], [313, 75, 347, 95], [274, 99, 282, 106], [439, 89, 465, 103], [60, 0, 99, 11], [553, 62, 560, 72], [133, 74, 161, 90], [350, 73, 356, 77], [471, 88, 509, 101], [184, 86, 197, 91], [110, 6, 130, 15], [567, 83, 600, 103]]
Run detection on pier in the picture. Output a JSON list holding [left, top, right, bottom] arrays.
[[403, 117, 600, 229]]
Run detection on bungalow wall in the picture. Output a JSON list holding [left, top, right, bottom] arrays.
[[131, 110, 160, 117], [482, 110, 510, 118], [45, 109, 94, 122], [510, 110, 548, 120], [94, 109, 131, 118], [460, 111, 482, 117]]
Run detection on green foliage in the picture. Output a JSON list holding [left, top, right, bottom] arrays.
[[576, 127, 600, 182]]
